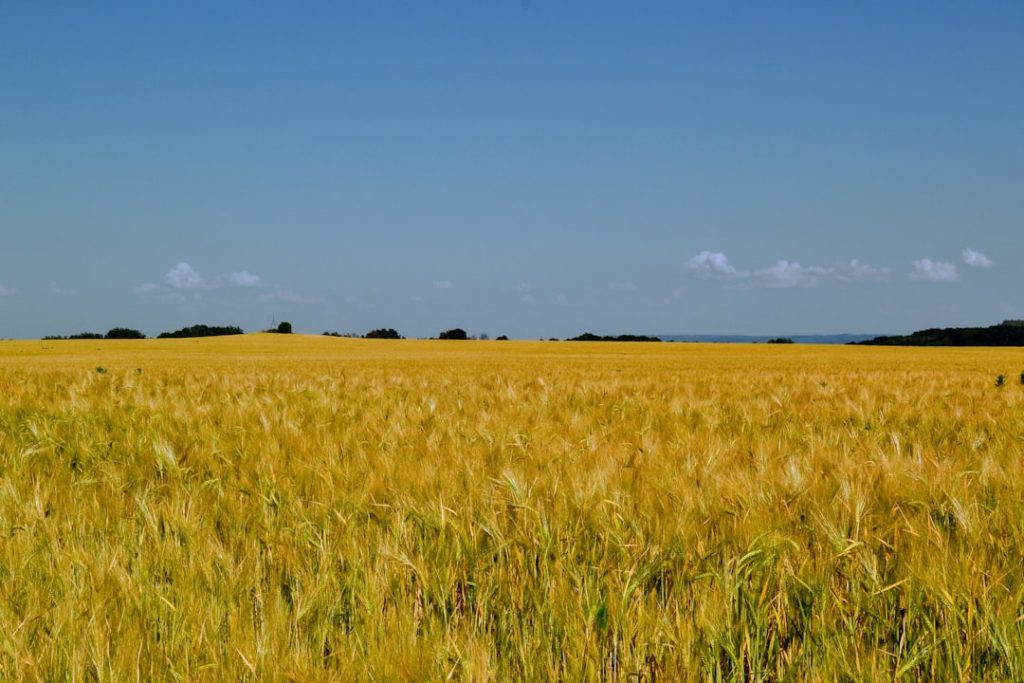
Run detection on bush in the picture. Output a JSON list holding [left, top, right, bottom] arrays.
[[105, 328, 146, 339], [767, 338, 795, 344], [275, 322, 292, 334], [67, 332, 103, 340], [438, 328, 468, 340], [496, 335, 509, 341]]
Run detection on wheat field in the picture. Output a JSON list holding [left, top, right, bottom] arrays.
[[0, 335, 1022, 681]]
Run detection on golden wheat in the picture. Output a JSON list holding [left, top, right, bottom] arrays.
[[0, 335, 1022, 680]]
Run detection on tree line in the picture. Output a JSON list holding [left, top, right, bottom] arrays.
[[42, 323, 678, 343], [44, 328, 147, 340], [854, 320, 1024, 346]]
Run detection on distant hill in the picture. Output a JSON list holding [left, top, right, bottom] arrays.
[[854, 320, 1024, 346], [658, 333, 884, 345]]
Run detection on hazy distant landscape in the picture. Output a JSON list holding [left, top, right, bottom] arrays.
[[659, 333, 884, 344], [36, 320, 1024, 346]]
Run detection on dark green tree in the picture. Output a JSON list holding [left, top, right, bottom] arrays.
[[158, 324, 243, 339], [105, 328, 146, 339], [567, 333, 661, 342], [855, 321, 1024, 347], [365, 328, 401, 339]]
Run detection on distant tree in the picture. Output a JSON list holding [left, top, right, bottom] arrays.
[[105, 328, 146, 339], [41, 335, 67, 340], [496, 335, 509, 341], [67, 332, 103, 340], [567, 332, 661, 342], [438, 328, 468, 340], [276, 321, 292, 334], [479, 333, 490, 340], [855, 321, 1024, 347], [767, 337, 795, 344], [158, 324, 243, 339], [365, 328, 401, 339]]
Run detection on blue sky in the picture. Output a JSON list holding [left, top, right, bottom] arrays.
[[2, 1, 1022, 338]]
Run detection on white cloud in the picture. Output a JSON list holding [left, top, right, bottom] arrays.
[[685, 252, 900, 288], [227, 271, 262, 287], [258, 285, 313, 304], [909, 259, 960, 283], [839, 259, 889, 282], [0, 285, 13, 296], [664, 287, 685, 304], [687, 251, 746, 279], [962, 248, 993, 268], [165, 262, 207, 290], [756, 260, 830, 288], [607, 280, 638, 291], [432, 280, 454, 289]]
